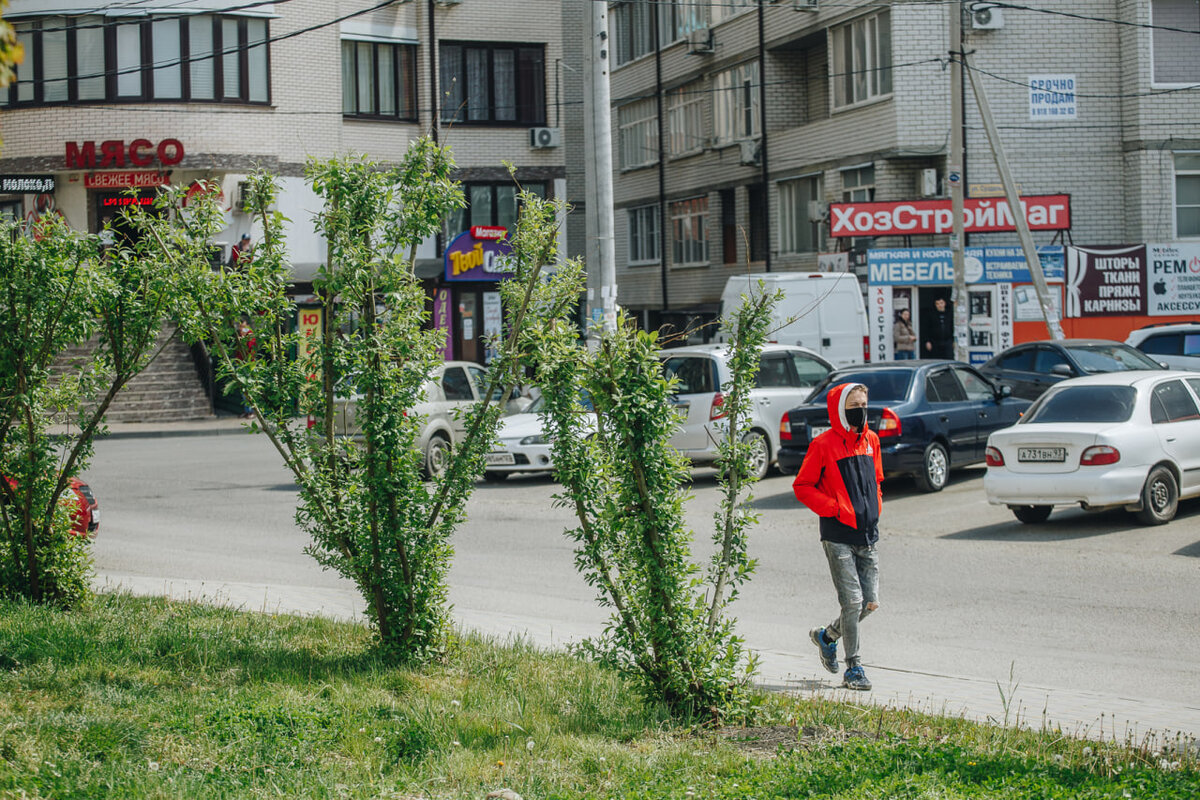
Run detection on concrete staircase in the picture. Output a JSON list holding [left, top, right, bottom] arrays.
[[51, 325, 213, 423]]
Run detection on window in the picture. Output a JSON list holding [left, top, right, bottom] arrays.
[[612, 0, 655, 66], [790, 352, 831, 387], [1033, 347, 1071, 375], [954, 368, 994, 401], [926, 369, 966, 403], [841, 165, 875, 202], [657, 1, 706, 46], [756, 353, 794, 389], [670, 196, 709, 266], [628, 205, 661, 265], [1025, 386, 1136, 423], [666, 83, 704, 157], [662, 355, 716, 394], [618, 98, 659, 170], [440, 42, 545, 125], [444, 182, 546, 242], [1141, 333, 1181, 355], [748, 184, 767, 262], [342, 40, 416, 120], [713, 61, 760, 144], [778, 175, 825, 254], [1176, 153, 1200, 238], [997, 347, 1035, 371], [711, 0, 754, 25], [442, 367, 474, 401], [2, 14, 269, 107], [1151, 379, 1200, 423], [831, 9, 892, 108], [1152, 0, 1200, 84]]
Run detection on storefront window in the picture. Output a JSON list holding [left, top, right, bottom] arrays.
[[444, 182, 546, 242]]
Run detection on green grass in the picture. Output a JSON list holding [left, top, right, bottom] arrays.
[[0, 595, 1195, 799]]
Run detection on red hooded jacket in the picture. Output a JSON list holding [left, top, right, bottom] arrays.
[[792, 382, 884, 546]]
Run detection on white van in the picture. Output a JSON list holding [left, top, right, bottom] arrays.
[[715, 272, 869, 367]]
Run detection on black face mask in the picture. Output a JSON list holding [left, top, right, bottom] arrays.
[[845, 406, 867, 430]]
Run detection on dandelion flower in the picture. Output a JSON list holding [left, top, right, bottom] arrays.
[[526, 739, 535, 752], [452, 740, 462, 747], [1082, 746, 1093, 757], [374, 737, 383, 743], [496, 760, 505, 767], [148, 761, 160, 772]]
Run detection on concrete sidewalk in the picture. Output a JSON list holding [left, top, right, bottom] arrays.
[[52, 414, 257, 440]]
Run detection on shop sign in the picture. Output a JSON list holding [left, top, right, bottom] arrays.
[[434, 288, 453, 359], [1147, 243, 1200, 316], [296, 306, 323, 384], [444, 230, 514, 282], [1029, 75, 1077, 121], [869, 285, 893, 363], [829, 195, 1071, 237], [85, 171, 170, 189], [65, 138, 185, 170], [0, 175, 55, 193], [867, 247, 1064, 286], [470, 225, 507, 241], [1065, 245, 1146, 317], [99, 195, 154, 208]]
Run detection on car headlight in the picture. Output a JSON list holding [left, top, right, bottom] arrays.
[[520, 434, 548, 445]]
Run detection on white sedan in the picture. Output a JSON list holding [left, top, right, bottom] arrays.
[[483, 396, 595, 481], [984, 371, 1200, 525]]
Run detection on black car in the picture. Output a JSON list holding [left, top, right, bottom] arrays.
[[978, 339, 1165, 401], [776, 361, 1029, 492]]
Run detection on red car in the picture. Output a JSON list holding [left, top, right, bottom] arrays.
[[2, 475, 99, 537]]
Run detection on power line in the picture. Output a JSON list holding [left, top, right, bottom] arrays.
[[961, 57, 1200, 100]]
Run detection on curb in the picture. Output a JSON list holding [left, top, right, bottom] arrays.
[[49, 422, 254, 441]]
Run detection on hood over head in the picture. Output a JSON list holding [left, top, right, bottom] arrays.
[[826, 382, 867, 439]]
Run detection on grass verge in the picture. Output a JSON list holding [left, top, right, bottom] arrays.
[[0, 594, 1195, 799]]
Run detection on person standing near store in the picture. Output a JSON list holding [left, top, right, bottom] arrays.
[[793, 382, 883, 691], [228, 234, 252, 268], [892, 308, 916, 360], [923, 297, 954, 359]]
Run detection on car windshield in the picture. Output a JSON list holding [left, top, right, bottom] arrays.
[[1022, 385, 1137, 423], [806, 369, 914, 405], [1064, 344, 1161, 373]]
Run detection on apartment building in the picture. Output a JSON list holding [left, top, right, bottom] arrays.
[[0, 0, 568, 366], [606, 0, 1200, 349]]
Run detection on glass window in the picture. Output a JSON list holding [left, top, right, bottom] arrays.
[[117, 22, 144, 97], [778, 175, 824, 254], [809, 369, 913, 404], [755, 354, 793, 389], [998, 347, 1035, 371], [628, 205, 661, 265], [1151, 379, 1200, 423], [190, 17, 216, 99], [1152, 0, 1200, 84], [342, 41, 415, 120], [831, 9, 892, 108], [662, 356, 715, 395], [440, 42, 545, 125], [670, 196, 709, 266], [1185, 334, 1200, 356], [1024, 386, 1137, 423], [954, 368, 994, 401], [666, 83, 704, 157], [1140, 333, 1182, 356], [467, 365, 487, 397], [442, 367, 473, 401], [247, 18, 268, 102], [1034, 347, 1071, 374], [1064, 343, 1163, 372], [76, 17, 105, 100], [222, 17, 241, 99], [842, 165, 875, 202], [711, 0, 754, 24], [152, 18, 183, 99], [612, 0, 656, 66], [713, 60, 760, 144], [790, 353, 831, 387], [618, 97, 659, 170], [1188, 378, 1200, 396], [42, 17, 68, 103], [1176, 153, 1200, 238], [927, 369, 966, 403], [445, 182, 545, 241]]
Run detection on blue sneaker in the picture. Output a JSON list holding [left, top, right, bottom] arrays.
[[809, 627, 838, 674], [843, 665, 872, 691]]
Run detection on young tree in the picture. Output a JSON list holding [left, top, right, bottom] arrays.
[[534, 288, 777, 717], [136, 143, 583, 661]]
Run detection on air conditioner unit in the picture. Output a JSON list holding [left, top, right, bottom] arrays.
[[807, 200, 828, 223], [919, 168, 938, 197], [687, 28, 714, 55], [529, 127, 562, 149], [969, 3, 1004, 29], [235, 181, 250, 212], [738, 139, 760, 166], [793, 0, 819, 11]]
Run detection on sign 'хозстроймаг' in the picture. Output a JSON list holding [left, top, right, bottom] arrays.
[[828, 195, 1071, 237]]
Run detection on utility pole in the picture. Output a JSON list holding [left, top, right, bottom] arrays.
[[583, 1, 617, 337], [949, 2, 968, 362], [966, 56, 1065, 340]]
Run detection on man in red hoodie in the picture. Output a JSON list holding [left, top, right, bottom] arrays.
[[792, 382, 883, 691]]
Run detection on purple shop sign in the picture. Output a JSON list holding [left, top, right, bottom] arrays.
[[433, 288, 453, 360], [444, 231, 514, 282]]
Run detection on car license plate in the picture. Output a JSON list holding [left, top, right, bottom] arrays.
[[1017, 447, 1066, 462], [809, 425, 830, 440], [485, 452, 516, 466]]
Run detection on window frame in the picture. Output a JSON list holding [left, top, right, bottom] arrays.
[[439, 41, 546, 126], [2, 13, 271, 108], [830, 8, 893, 111], [666, 82, 705, 158], [713, 60, 761, 145], [627, 204, 662, 266], [1150, 0, 1200, 88], [669, 195, 710, 268], [341, 38, 417, 121], [1174, 152, 1200, 239], [444, 181, 546, 243], [618, 97, 660, 170], [778, 173, 825, 254]]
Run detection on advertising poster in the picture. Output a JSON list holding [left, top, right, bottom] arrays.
[[995, 283, 1014, 352], [1014, 284, 1063, 321], [296, 306, 323, 383], [1065, 245, 1146, 317], [1147, 243, 1200, 316], [1029, 75, 1077, 121], [869, 284, 893, 363], [482, 291, 503, 364], [444, 231, 515, 282], [433, 289, 453, 360]]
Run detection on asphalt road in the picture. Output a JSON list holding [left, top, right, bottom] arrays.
[[85, 433, 1200, 737]]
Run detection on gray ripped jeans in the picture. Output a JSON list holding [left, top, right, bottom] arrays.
[[821, 540, 879, 668]]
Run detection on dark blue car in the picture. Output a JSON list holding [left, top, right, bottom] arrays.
[[776, 361, 1031, 492]]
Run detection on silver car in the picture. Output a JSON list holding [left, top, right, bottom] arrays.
[[659, 344, 834, 479]]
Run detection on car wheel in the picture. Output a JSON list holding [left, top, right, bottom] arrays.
[[914, 441, 949, 493], [742, 430, 770, 482], [483, 470, 508, 483], [1136, 465, 1178, 526], [424, 435, 451, 480], [1011, 504, 1052, 524]]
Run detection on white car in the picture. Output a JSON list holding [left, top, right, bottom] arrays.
[[483, 395, 594, 481], [1125, 323, 1200, 371], [983, 371, 1200, 525], [659, 343, 835, 480]]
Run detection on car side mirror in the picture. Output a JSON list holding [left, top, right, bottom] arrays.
[[996, 383, 1013, 399], [1050, 364, 1074, 377]]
